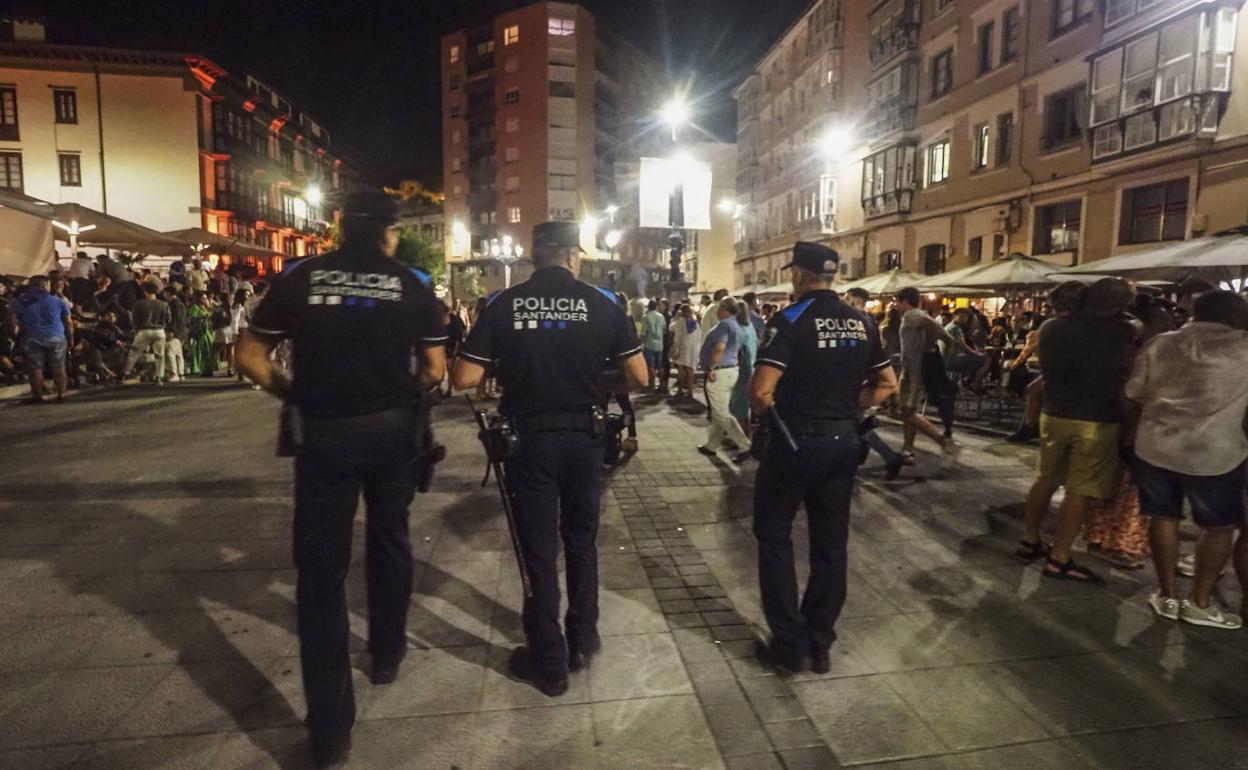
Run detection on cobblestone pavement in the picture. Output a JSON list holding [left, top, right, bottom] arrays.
[[2, 382, 1248, 769]]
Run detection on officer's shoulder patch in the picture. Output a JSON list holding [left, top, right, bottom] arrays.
[[409, 267, 432, 288], [779, 298, 815, 324]]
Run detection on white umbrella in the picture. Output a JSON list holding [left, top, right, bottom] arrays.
[[919, 254, 1065, 292], [1057, 229, 1248, 283], [837, 268, 927, 296]]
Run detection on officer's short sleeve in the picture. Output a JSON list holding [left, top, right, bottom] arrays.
[[459, 296, 497, 365], [248, 272, 301, 337], [608, 303, 643, 360], [411, 287, 448, 346], [865, 317, 890, 372], [756, 317, 793, 371]]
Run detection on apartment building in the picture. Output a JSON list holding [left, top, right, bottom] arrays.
[[0, 17, 362, 272], [734, 0, 1248, 288], [441, 1, 665, 291]]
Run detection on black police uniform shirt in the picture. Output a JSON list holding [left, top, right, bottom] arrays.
[[459, 266, 642, 417], [249, 245, 448, 419], [756, 289, 890, 422]]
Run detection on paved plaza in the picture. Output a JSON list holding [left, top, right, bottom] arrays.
[[2, 382, 1248, 769]]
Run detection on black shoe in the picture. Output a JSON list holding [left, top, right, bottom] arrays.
[[810, 646, 831, 675], [732, 450, 754, 464], [312, 735, 352, 769], [568, 635, 602, 673], [1006, 425, 1039, 444], [884, 456, 904, 481], [756, 639, 805, 674], [507, 647, 568, 696], [696, 445, 719, 457], [370, 655, 402, 685]]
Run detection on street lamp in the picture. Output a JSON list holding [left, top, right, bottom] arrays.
[[604, 204, 619, 224], [490, 234, 523, 288], [659, 96, 690, 142], [52, 219, 97, 253], [580, 216, 599, 254], [817, 126, 856, 234], [604, 229, 622, 261], [819, 126, 855, 166], [304, 185, 323, 207]]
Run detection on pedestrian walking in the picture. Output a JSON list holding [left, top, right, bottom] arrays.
[[749, 242, 897, 673], [845, 287, 904, 479], [452, 220, 647, 697], [698, 297, 753, 459], [162, 286, 189, 382], [235, 191, 448, 768], [641, 299, 666, 391]]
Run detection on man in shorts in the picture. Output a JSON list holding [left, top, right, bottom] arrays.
[[1127, 289, 1248, 629], [1019, 278, 1134, 583], [6, 275, 73, 404]]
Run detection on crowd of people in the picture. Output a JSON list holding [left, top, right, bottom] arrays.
[[1, 253, 269, 403]]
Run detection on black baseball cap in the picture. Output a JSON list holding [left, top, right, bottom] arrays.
[[780, 242, 840, 275], [532, 221, 584, 251], [342, 191, 400, 225]]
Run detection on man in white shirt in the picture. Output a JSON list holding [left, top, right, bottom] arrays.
[[1126, 290, 1248, 630]]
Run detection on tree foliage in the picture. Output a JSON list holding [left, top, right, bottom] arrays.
[[392, 225, 445, 285]]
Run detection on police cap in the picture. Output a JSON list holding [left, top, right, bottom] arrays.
[[780, 241, 840, 276], [342, 191, 400, 226], [532, 221, 584, 252]]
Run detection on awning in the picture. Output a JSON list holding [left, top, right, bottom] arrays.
[[918, 254, 1066, 292], [1056, 228, 1248, 283], [836, 268, 927, 297], [163, 227, 286, 259], [0, 190, 188, 255], [0, 206, 55, 277]]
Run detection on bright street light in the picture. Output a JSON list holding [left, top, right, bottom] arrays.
[[305, 185, 323, 207], [659, 96, 691, 140], [819, 126, 855, 164], [716, 198, 737, 214], [604, 229, 622, 250], [605, 204, 619, 223]]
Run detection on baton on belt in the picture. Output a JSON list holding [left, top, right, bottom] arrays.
[[466, 396, 533, 599], [767, 407, 801, 453]]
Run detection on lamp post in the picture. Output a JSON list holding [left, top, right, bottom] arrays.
[[660, 94, 691, 283], [604, 228, 622, 261], [490, 234, 523, 289], [52, 219, 97, 253]]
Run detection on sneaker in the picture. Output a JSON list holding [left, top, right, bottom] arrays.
[[696, 445, 719, 457], [1148, 591, 1181, 621], [1179, 601, 1243, 630], [884, 456, 904, 481], [942, 440, 962, 462], [507, 647, 568, 696]]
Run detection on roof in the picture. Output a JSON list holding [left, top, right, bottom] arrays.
[[0, 40, 202, 72]]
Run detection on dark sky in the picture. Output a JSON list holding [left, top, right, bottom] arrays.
[[26, 0, 810, 187]]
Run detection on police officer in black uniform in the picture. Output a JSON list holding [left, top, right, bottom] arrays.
[[237, 191, 447, 768], [453, 221, 647, 696], [749, 242, 898, 674]]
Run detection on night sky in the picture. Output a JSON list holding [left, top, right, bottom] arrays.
[[24, 0, 811, 187]]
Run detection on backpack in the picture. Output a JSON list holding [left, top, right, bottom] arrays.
[[211, 307, 233, 330]]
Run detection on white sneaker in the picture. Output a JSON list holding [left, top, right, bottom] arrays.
[[1148, 591, 1180, 621], [1179, 601, 1243, 630]]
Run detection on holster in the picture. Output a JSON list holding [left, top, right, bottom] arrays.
[[480, 416, 519, 463]]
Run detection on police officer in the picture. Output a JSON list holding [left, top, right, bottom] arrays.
[[452, 221, 647, 695], [749, 242, 898, 674], [236, 191, 447, 768]]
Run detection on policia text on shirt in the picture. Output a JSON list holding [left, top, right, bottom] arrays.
[[453, 220, 648, 698]]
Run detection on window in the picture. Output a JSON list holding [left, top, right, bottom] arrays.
[[996, 112, 1014, 164], [548, 18, 576, 36], [921, 244, 946, 275], [1091, 49, 1123, 126], [449, 45, 460, 63], [0, 87, 17, 141], [548, 173, 576, 191], [993, 233, 1006, 258], [1034, 200, 1082, 253], [1122, 33, 1158, 115], [861, 144, 918, 217], [450, 104, 460, 119], [926, 139, 950, 185], [451, 129, 461, 145], [504, 146, 519, 162], [931, 49, 953, 99], [508, 206, 522, 224], [973, 123, 990, 169], [1158, 97, 1198, 141], [968, 236, 983, 264], [1042, 86, 1085, 150], [504, 88, 520, 104], [1052, 0, 1093, 37], [1002, 8, 1021, 62], [977, 22, 995, 75], [1157, 15, 1197, 103], [451, 157, 461, 172], [880, 250, 903, 272], [548, 81, 575, 98], [53, 90, 77, 124], [1094, 125, 1124, 158], [866, 62, 919, 136], [450, 75, 460, 91], [476, 41, 495, 56], [1120, 179, 1188, 244], [0, 152, 22, 192], [505, 117, 520, 133], [505, 176, 519, 192], [936, 0, 956, 12], [1124, 112, 1157, 150], [1107, 0, 1135, 27], [504, 25, 520, 45], [58, 153, 81, 186]]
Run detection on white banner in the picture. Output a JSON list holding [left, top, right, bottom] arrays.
[[638, 156, 713, 231]]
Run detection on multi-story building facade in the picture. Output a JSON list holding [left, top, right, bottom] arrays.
[[441, 1, 665, 292], [734, 0, 1248, 288], [0, 18, 362, 273]]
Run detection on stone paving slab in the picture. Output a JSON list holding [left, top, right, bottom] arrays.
[[1, 383, 1247, 769]]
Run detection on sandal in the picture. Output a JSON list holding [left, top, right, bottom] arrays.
[[1014, 540, 1050, 562], [1042, 557, 1103, 584]]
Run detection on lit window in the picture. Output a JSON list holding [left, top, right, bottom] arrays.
[[449, 45, 460, 63], [926, 139, 950, 185], [504, 25, 520, 45], [973, 123, 990, 169], [508, 206, 522, 223], [0, 151, 23, 192], [506, 176, 520, 191], [931, 49, 953, 99], [54, 90, 78, 124], [505, 146, 519, 162], [548, 18, 576, 36], [505, 88, 520, 105], [505, 117, 520, 133], [1001, 8, 1021, 62], [1122, 32, 1158, 115], [1034, 200, 1082, 253]]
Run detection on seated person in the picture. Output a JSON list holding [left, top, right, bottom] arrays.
[[83, 311, 129, 380]]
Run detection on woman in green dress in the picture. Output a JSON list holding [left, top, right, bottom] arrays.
[[186, 292, 216, 376], [730, 300, 758, 432]]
